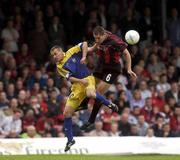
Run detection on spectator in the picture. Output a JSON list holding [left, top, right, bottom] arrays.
[[167, 8, 180, 47], [130, 89, 145, 110], [15, 43, 32, 67], [28, 20, 48, 64], [118, 112, 131, 136], [89, 121, 108, 137], [0, 92, 9, 109], [161, 123, 175, 137], [48, 16, 66, 48], [6, 83, 16, 100], [152, 115, 165, 137], [100, 106, 120, 132], [115, 90, 130, 114], [129, 124, 139, 136], [22, 109, 36, 131], [156, 74, 171, 92], [170, 104, 180, 135], [0, 109, 22, 138], [146, 127, 155, 137], [20, 125, 41, 138], [137, 115, 149, 136], [139, 80, 151, 100], [109, 122, 120, 136], [165, 81, 180, 103], [1, 18, 19, 53]]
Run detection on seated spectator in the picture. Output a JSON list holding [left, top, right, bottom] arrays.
[[101, 106, 120, 132], [1, 18, 19, 53], [146, 127, 155, 138], [0, 109, 22, 138], [17, 90, 30, 113], [128, 106, 141, 125], [9, 98, 18, 112], [108, 122, 120, 136], [139, 80, 152, 100], [129, 124, 139, 136], [15, 43, 32, 67], [118, 112, 131, 136], [130, 89, 145, 110], [156, 74, 170, 92], [6, 83, 16, 100], [88, 121, 108, 137], [115, 90, 130, 114], [152, 89, 166, 111], [152, 115, 165, 137], [165, 81, 180, 103], [0, 92, 9, 109], [137, 115, 149, 136], [161, 123, 175, 137], [20, 125, 41, 138], [22, 109, 36, 132], [170, 104, 180, 135], [147, 54, 166, 78], [46, 89, 60, 121], [141, 97, 154, 124]]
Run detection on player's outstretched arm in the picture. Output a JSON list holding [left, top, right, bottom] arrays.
[[87, 43, 98, 52], [123, 49, 137, 79]]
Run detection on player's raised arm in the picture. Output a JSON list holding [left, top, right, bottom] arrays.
[[123, 48, 137, 79], [80, 41, 88, 64]]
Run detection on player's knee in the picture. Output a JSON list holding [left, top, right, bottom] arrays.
[[63, 109, 72, 118], [86, 91, 96, 98]]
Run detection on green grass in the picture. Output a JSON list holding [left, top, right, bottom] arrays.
[[0, 155, 180, 160]]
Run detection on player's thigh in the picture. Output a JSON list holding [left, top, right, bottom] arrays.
[[96, 81, 111, 94], [84, 76, 96, 98], [94, 77, 101, 86], [67, 84, 86, 110], [93, 72, 103, 85], [97, 72, 119, 94], [102, 72, 119, 84]]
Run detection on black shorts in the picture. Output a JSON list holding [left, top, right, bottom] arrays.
[[93, 71, 119, 84]]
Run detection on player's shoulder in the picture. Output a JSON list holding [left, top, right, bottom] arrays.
[[106, 31, 127, 46], [67, 43, 82, 55]]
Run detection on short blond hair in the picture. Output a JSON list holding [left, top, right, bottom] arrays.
[[50, 45, 62, 56]]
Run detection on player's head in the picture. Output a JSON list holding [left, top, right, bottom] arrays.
[[93, 26, 106, 44], [50, 45, 64, 62]]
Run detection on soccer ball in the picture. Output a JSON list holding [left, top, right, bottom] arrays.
[[125, 30, 140, 45]]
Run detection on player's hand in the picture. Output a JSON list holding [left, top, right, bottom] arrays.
[[127, 70, 137, 79], [80, 57, 87, 64], [80, 79, 88, 86]]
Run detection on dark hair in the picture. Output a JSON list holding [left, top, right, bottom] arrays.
[[93, 26, 105, 35]]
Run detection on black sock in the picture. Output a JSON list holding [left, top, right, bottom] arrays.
[[88, 100, 101, 123]]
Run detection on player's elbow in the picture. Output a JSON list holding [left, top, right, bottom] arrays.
[[82, 41, 88, 47]]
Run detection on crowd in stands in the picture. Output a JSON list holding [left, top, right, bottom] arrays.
[[0, 0, 180, 138]]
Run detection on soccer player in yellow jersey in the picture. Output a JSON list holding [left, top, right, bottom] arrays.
[[50, 42, 118, 152]]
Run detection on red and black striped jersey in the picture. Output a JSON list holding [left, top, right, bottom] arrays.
[[95, 31, 128, 73]]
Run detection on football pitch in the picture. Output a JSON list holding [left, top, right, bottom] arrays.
[[0, 155, 180, 160]]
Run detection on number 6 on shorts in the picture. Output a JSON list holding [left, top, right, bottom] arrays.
[[105, 74, 112, 82]]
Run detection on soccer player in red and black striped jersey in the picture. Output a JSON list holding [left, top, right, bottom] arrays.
[[80, 26, 137, 130]]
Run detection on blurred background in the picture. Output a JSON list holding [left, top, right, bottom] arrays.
[[0, 0, 179, 139]]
